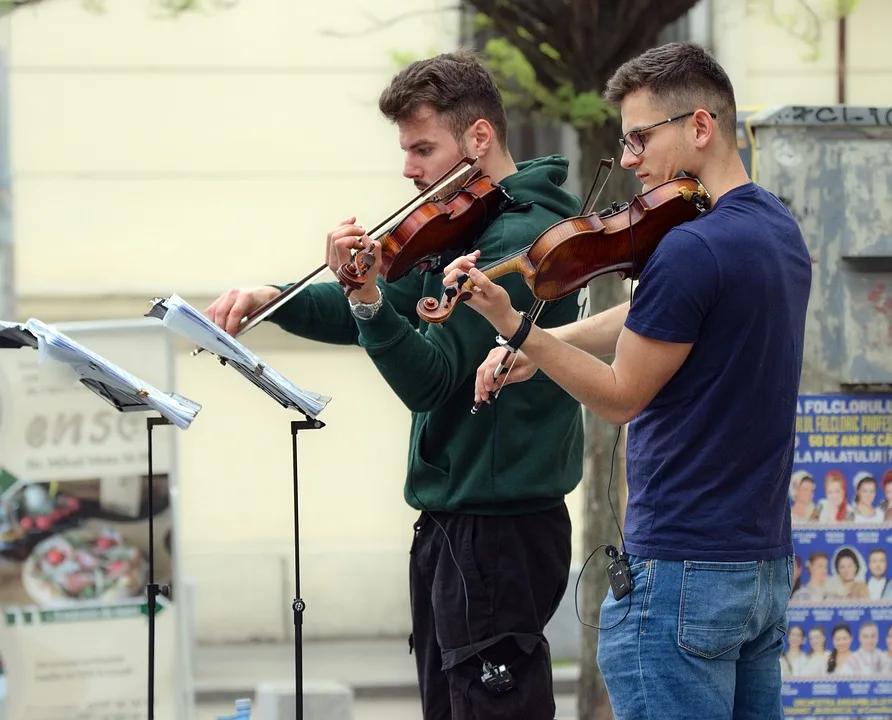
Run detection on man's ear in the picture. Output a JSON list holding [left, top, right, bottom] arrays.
[[466, 119, 494, 157], [691, 108, 715, 149]]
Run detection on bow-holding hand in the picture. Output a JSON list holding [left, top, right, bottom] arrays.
[[441, 251, 524, 338]]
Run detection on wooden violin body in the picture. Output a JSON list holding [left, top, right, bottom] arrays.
[[416, 176, 709, 325], [336, 162, 513, 291]]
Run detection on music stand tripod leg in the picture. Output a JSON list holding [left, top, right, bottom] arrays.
[[291, 417, 324, 720], [146, 416, 172, 720]]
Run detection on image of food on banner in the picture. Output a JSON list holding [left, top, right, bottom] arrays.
[[790, 527, 892, 604], [0, 468, 172, 609], [790, 394, 892, 526]]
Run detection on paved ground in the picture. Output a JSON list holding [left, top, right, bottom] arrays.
[[193, 638, 581, 718], [198, 694, 579, 720], [193, 638, 579, 703]]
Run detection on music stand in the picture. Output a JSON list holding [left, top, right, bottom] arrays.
[[146, 294, 330, 720], [0, 318, 201, 720]]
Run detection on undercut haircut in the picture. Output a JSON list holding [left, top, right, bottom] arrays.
[[378, 50, 509, 149], [604, 42, 738, 143]]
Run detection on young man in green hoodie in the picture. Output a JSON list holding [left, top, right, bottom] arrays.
[[204, 51, 584, 720]]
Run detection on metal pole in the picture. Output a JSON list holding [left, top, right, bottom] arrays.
[[0, 18, 15, 322]]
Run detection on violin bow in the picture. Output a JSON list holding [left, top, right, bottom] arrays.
[[470, 157, 616, 414], [581, 157, 615, 215], [470, 298, 547, 414], [192, 158, 482, 356]]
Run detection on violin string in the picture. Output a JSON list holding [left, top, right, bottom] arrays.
[[368, 160, 475, 238]]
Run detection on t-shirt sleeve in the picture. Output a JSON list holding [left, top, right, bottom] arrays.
[[624, 227, 719, 344]]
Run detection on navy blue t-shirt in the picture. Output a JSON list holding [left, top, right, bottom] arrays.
[[623, 182, 811, 561]]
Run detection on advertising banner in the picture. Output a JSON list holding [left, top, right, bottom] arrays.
[[784, 393, 892, 718], [0, 320, 190, 720]]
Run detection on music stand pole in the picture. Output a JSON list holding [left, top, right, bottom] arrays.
[[146, 415, 172, 720], [291, 417, 324, 720]]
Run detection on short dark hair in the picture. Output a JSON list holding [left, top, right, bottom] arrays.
[[604, 42, 737, 143], [834, 547, 860, 573], [378, 50, 509, 149]]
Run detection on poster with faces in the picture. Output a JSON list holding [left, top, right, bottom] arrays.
[[783, 393, 892, 716]]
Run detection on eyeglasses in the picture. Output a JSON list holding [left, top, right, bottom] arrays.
[[619, 111, 717, 156]]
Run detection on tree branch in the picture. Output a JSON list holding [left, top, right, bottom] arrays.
[[465, 0, 570, 92], [320, 5, 462, 38], [0, 0, 239, 17]]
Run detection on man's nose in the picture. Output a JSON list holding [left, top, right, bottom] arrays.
[[403, 157, 421, 180], [619, 144, 640, 170]]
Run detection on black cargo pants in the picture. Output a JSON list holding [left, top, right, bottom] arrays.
[[408, 502, 572, 720]]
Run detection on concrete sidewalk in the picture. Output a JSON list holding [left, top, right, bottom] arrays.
[[194, 638, 580, 704]]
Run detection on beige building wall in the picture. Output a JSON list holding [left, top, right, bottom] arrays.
[[6, 0, 494, 643], [5, 0, 593, 645], [712, 0, 892, 108], [7, 0, 891, 645]]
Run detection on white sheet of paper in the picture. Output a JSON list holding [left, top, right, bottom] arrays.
[[13, 319, 201, 430], [148, 294, 332, 419]]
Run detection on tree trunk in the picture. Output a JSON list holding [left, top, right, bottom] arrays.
[[574, 121, 633, 720]]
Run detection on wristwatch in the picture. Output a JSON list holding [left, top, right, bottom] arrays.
[[349, 287, 384, 320]]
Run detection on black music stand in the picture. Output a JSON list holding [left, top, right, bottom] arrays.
[[146, 296, 330, 720], [0, 319, 201, 720]]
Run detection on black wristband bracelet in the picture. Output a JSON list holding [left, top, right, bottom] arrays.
[[495, 312, 533, 353]]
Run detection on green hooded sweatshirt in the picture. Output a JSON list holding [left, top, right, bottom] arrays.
[[268, 155, 584, 515]]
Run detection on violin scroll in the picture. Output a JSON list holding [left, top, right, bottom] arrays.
[[335, 242, 378, 295], [416, 273, 475, 324]]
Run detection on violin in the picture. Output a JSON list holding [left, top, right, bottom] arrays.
[[415, 175, 710, 325], [191, 157, 513, 355], [336, 159, 513, 292]]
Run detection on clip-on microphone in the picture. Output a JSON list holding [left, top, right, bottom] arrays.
[[605, 545, 633, 601], [481, 660, 516, 694]]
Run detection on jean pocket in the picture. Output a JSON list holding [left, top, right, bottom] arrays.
[[678, 560, 760, 659]]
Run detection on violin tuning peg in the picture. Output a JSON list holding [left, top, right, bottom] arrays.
[[444, 285, 458, 301], [457, 272, 469, 286]]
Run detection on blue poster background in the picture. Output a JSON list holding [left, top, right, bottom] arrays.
[[784, 394, 892, 717]]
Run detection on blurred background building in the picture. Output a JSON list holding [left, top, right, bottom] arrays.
[[0, 0, 890, 647]]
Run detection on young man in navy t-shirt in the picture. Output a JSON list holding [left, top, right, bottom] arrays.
[[442, 42, 812, 719]]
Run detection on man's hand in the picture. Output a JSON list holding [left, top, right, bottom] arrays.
[[204, 286, 281, 337], [325, 216, 365, 273], [441, 250, 481, 286], [474, 346, 537, 406], [441, 251, 518, 334], [327, 216, 381, 304], [332, 234, 382, 304]]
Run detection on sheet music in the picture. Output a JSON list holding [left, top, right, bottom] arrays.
[[149, 294, 264, 369], [146, 294, 332, 419], [0, 319, 201, 430]]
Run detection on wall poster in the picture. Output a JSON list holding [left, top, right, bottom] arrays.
[[0, 320, 192, 720], [784, 393, 892, 718]]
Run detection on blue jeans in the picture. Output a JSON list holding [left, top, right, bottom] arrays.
[[597, 555, 793, 720]]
